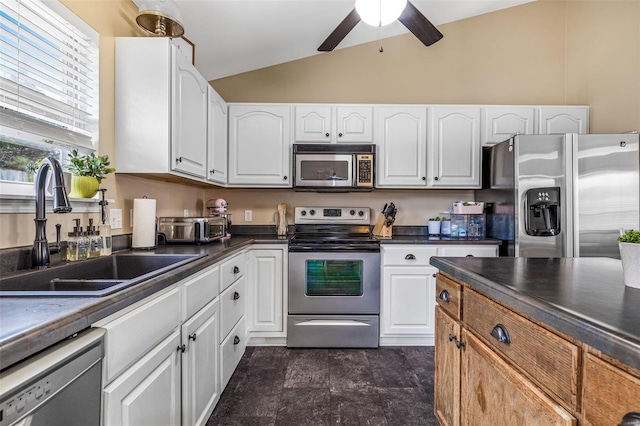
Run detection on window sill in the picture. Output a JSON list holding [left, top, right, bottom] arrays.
[[0, 194, 111, 214]]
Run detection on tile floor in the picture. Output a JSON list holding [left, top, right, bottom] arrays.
[[207, 346, 438, 425]]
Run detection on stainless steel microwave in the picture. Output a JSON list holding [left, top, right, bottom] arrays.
[[292, 144, 375, 191]]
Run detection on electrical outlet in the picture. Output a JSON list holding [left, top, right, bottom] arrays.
[[110, 209, 122, 229], [183, 209, 189, 217], [244, 210, 252, 222]]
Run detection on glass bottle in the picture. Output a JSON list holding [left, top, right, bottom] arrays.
[[99, 223, 112, 256], [77, 226, 89, 260], [66, 218, 81, 261], [87, 218, 102, 258]]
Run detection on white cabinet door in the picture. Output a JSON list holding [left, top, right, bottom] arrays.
[[538, 106, 589, 134], [381, 265, 437, 336], [103, 330, 181, 426], [294, 105, 332, 142], [249, 248, 284, 333], [182, 299, 220, 426], [228, 105, 291, 186], [335, 106, 373, 143], [207, 86, 228, 185], [429, 106, 481, 188], [171, 46, 208, 178], [375, 106, 428, 187], [482, 106, 536, 145]]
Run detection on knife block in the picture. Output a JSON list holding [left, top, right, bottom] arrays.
[[372, 213, 393, 238]]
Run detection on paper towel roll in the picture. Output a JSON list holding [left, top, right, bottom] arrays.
[[132, 197, 157, 249]]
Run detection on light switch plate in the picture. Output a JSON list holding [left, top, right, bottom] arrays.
[[110, 209, 122, 229], [244, 210, 252, 222]]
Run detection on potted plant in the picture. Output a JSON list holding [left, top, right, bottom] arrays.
[[618, 229, 640, 289], [66, 149, 115, 198], [428, 216, 441, 236]]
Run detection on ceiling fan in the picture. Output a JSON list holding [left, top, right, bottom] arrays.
[[318, 0, 443, 52]]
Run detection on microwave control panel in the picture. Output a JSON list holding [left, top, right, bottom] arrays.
[[356, 154, 373, 187]]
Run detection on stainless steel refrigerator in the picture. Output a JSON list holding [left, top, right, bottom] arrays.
[[477, 133, 639, 258]]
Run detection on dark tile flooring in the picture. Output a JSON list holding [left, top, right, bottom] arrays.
[[207, 346, 438, 426]]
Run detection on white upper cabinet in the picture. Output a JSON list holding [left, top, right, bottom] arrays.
[[482, 106, 536, 145], [294, 105, 373, 143], [429, 106, 481, 188], [228, 104, 292, 186], [375, 106, 428, 187], [115, 37, 218, 182], [171, 47, 208, 177], [538, 106, 589, 134], [207, 86, 228, 185]]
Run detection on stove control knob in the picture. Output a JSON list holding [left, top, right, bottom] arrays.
[[300, 210, 307, 216], [309, 209, 316, 216], [358, 210, 365, 217], [349, 209, 356, 216]]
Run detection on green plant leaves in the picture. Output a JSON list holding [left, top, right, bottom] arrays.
[[619, 229, 640, 244], [66, 149, 115, 183]]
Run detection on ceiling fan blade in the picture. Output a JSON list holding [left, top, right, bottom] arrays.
[[318, 8, 361, 52], [398, 1, 443, 47]]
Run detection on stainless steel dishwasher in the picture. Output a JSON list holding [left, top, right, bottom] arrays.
[[0, 328, 104, 426]]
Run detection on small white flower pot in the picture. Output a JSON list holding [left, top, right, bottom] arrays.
[[428, 221, 441, 236], [619, 242, 640, 289]]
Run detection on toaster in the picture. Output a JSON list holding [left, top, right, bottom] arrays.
[[158, 217, 226, 244]]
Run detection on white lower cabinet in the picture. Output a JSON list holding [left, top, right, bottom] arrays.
[[181, 299, 220, 426], [380, 244, 498, 345], [103, 329, 182, 426], [221, 317, 246, 390], [247, 246, 287, 345]]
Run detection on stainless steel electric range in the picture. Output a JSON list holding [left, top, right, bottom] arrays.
[[287, 206, 380, 348]]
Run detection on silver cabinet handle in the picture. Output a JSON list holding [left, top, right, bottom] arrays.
[[405, 254, 416, 260], [490, 324, 511, 344], [438, 290, 451, 303], [620, 412, 640, 426]]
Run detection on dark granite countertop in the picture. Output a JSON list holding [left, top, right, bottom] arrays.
[[0, 235, 286, 370], [429, 256, 640, 371]]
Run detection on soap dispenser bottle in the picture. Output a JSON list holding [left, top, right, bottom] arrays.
[[87, 218, 102, 258], [66, 219, 80, 261]]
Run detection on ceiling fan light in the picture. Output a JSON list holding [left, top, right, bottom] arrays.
[[136, 0, 184, 37], [355, 0, 407, 27]]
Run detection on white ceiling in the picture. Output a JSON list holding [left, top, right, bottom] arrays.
[[135, 0, 535, 81]]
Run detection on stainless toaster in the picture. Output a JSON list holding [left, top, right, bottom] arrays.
[[158, 217, 226, 244]]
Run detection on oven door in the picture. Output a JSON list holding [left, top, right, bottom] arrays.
[[288, 251, 380, 314], [294, 154, 353, 188]]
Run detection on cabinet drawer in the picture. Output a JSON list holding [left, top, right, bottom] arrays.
[[220, 276, 246, 339], [102, 287, 180, 384], [181, 264, 219, 321], [220, 252, 247, 292], [382, 246, 437, 266], [221, 317, 246, 391], [463, 288, 579, 410], [437, 245, 498, 258], [583, 352, 640, 425], [435, 274, 462, 320]]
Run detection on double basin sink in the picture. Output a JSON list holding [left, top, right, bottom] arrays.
[[0, 253, 206, 297]]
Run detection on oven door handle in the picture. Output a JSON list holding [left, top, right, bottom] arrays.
[[288, 244, 380, 252], [295, 320, 371, 327]]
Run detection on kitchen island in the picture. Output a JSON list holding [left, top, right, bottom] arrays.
[[430, 256, 640, 425]]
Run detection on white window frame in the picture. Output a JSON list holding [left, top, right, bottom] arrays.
[[0, 0, 99, 204]]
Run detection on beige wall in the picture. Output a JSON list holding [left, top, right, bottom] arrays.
[[2, 0, 639, 248]]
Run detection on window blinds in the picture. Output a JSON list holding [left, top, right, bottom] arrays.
[[0, 0, 98, 150]]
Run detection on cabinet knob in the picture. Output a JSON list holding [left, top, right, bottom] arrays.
[[438, 289, 451, 303], [448, 333, 456, 342], [210, 169, 215, 174], [176, 157, 183, 163], [233, 335, 240, 345], [338, 132, 343, 137], [490, 324, 511, 344], [620, 412, 640, 426], [233, 291, 240, 300], [434, 176, 440, 181], [455, 339, 465, 349], [325, 133, 330, 137], [177, 344, 186, 353], [432, 273, 437, 278], [466, 254, 475, 257], [233, 266, 240, 274], [283, 175, 288, 181], [422, 177, 426, 181], [188, 333, 197, 341], [405, 254, 416, 260]]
